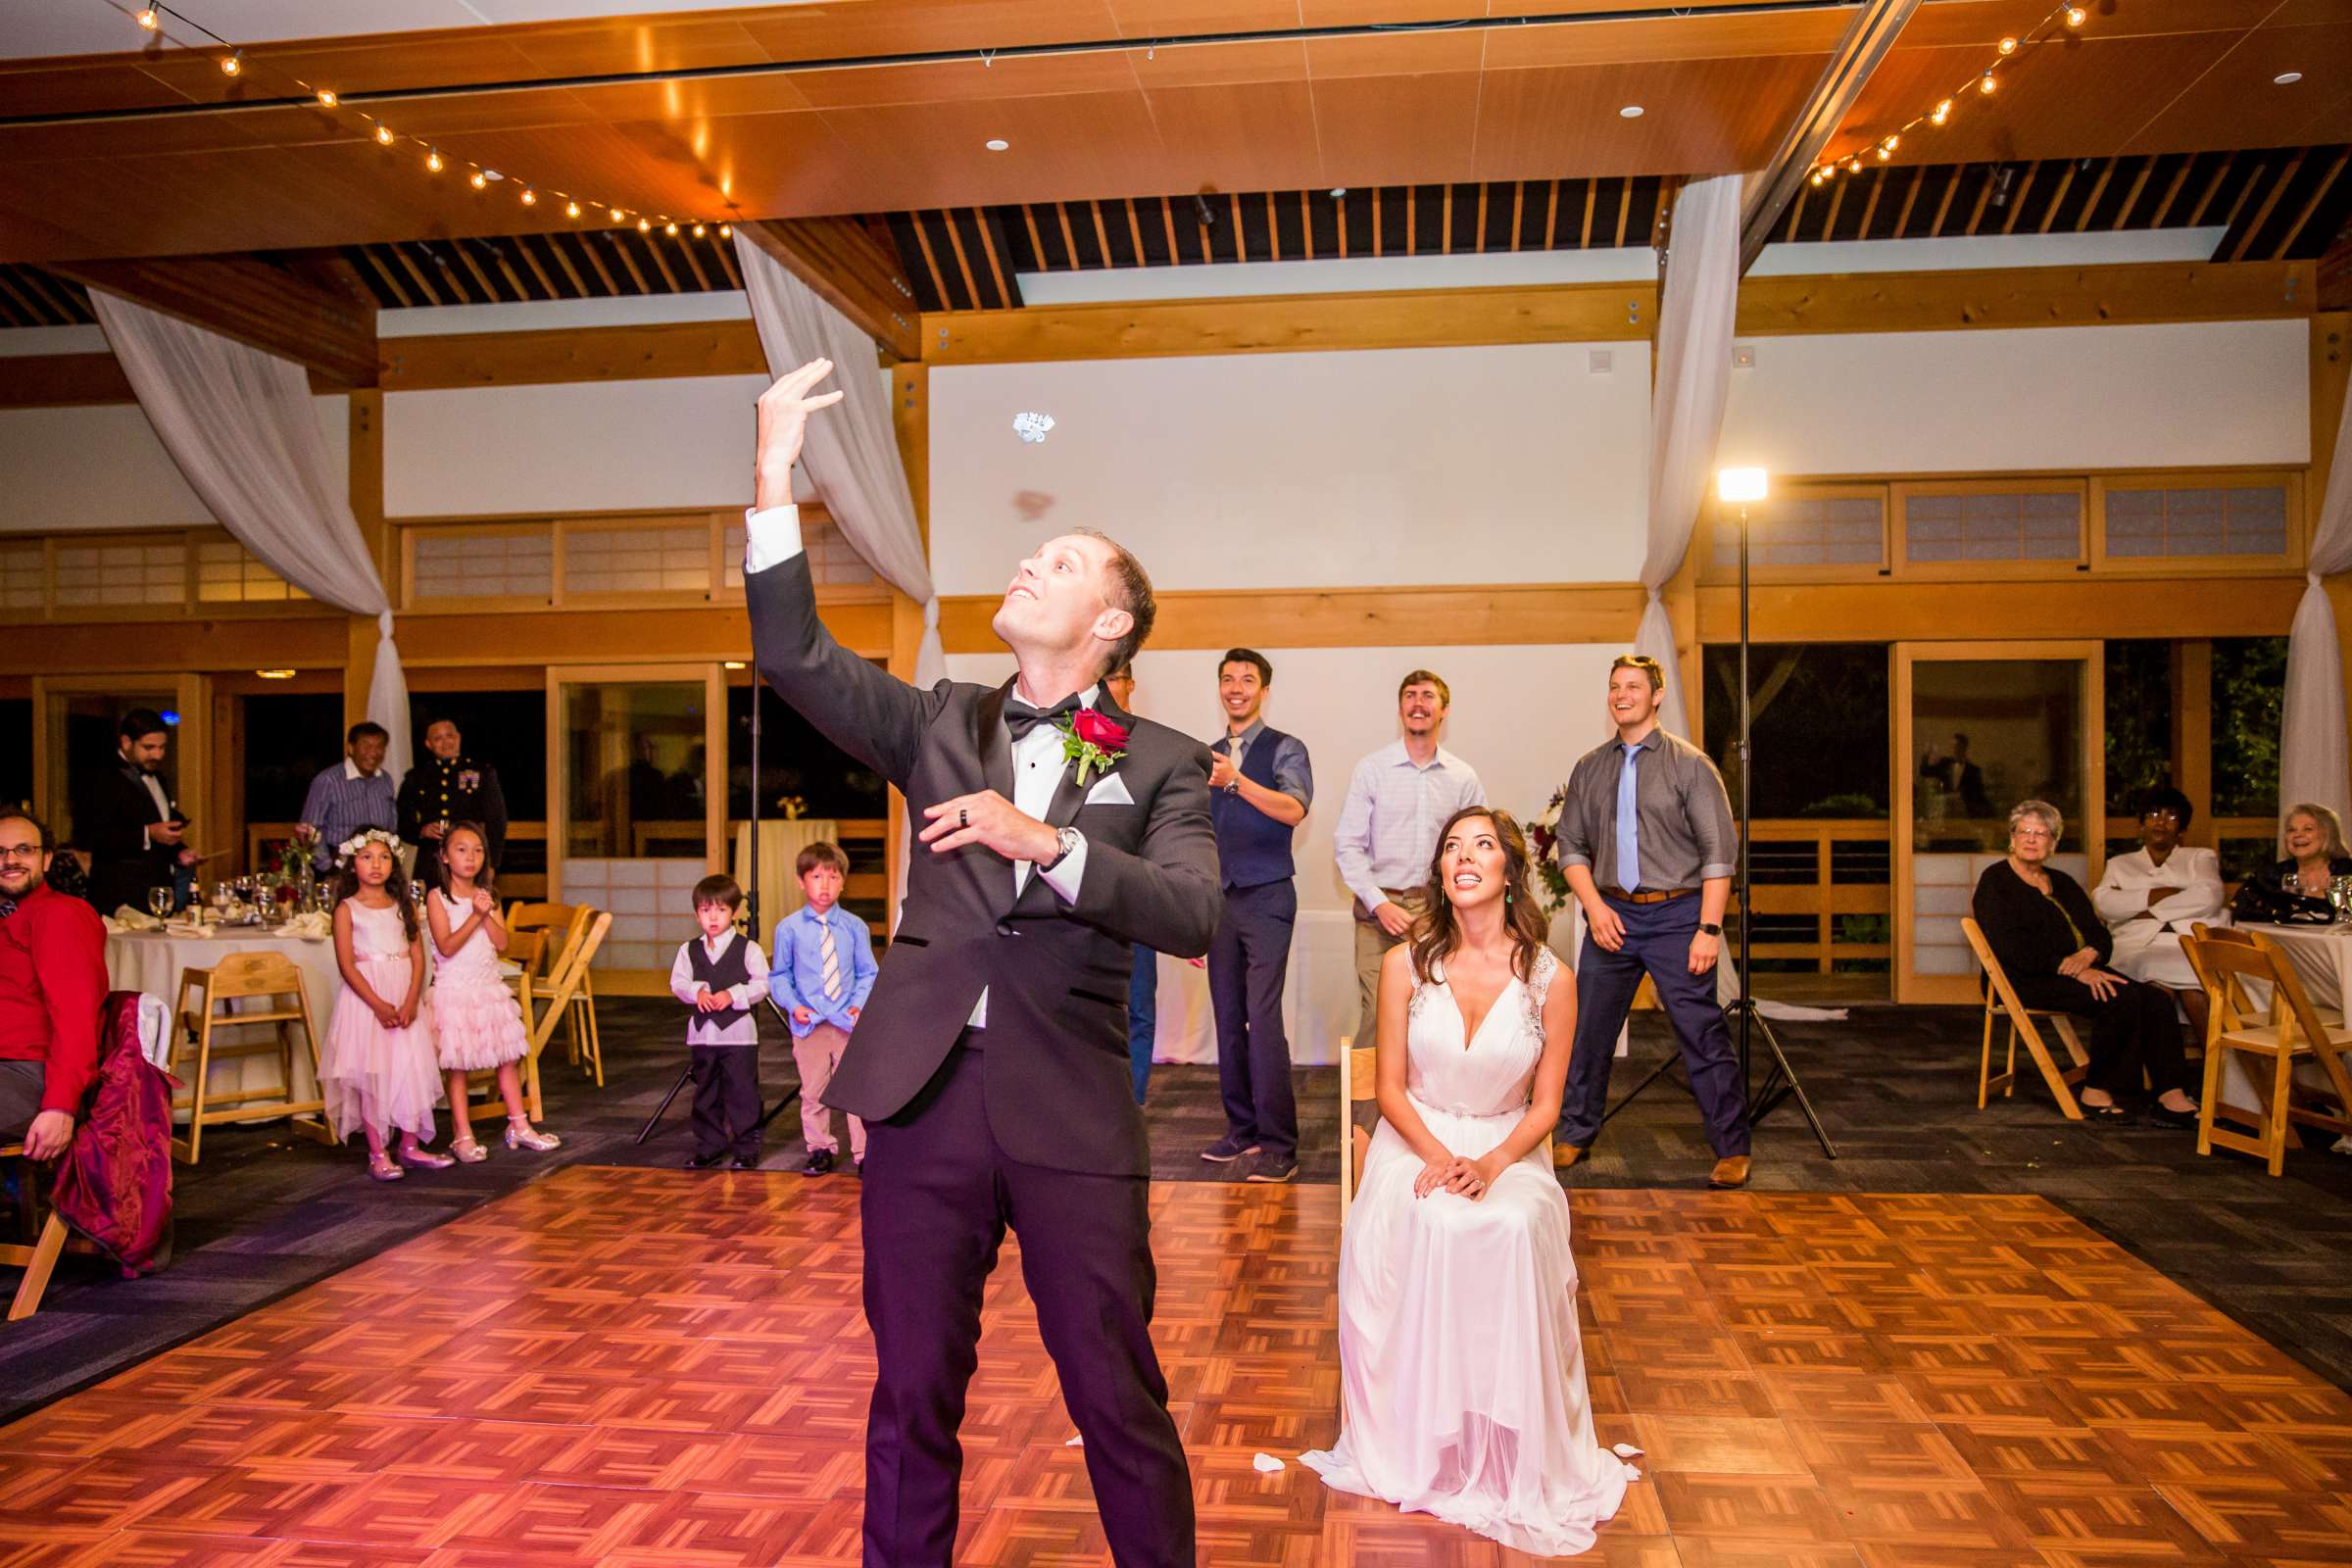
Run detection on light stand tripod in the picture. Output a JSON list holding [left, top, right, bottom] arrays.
[[631, 680, 805, 1147], [1729, 492, 1836, 1158]]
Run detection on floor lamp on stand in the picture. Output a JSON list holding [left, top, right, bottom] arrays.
[[1716, 466, 1838, 1159]]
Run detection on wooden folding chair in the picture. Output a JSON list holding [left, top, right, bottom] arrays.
[[1339, 1042, 1376, 1228], [508, 903, 602, 1086], [1960, 917, 2091, 1119], [454, 927, 549, 1124], [2181, 931, 2352, 1176], [171, 951, 334, 1163], [0, 1142, 71, 1322], [507, 911, 612, 1121]]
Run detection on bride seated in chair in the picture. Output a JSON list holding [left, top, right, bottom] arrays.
[[1301, 806, 1636, 1557]]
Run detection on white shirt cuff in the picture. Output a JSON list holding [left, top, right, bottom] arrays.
[[1039, 833, 1087, 905], [743, 504, 805, 575]]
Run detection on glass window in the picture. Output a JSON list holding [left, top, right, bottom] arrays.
[[1904, 489, 2081, 564], [53, 540, 183, 609], [724, 680, 890, 824], [242, 694, 344, 823], [559, 679, 709, 973], [1710, 494, 1884, 570], [45, 688, 178, 852], [1700, 643, 1889, 818], [411, 529, 553, 601], [2103, 639, 2173, 818], [2210, 636, 2286, 820], [195, 540, 305, 603], [564, 525, 709, 597], [2106, 484, 2287, 559], [0, 544, 43, 612], [0, 698, 29, 809]]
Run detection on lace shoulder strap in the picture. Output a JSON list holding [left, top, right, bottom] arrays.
[[1525, 947, 1559, 1042]]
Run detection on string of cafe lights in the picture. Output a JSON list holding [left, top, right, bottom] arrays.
[[123, 2, 732, 241], [1808, 1, 2093, 187]]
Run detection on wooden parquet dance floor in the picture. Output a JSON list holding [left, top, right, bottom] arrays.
[[4, 1170, 2350, 1567]]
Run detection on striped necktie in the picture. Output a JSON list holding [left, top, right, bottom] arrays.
[[819, 917, 843, 1002]]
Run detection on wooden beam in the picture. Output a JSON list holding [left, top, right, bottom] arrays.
[[1739, 0, 1924, 273], [941, 583, 1649, 653], [1735, 260, 2312, 336], [51, 254, 377, 388], [1695, 575, 2307, 645], [927, 281, 1658, 365], [738, 217, 922, 363], [0, 352, 131, 409], [376, 318, 766, 391]]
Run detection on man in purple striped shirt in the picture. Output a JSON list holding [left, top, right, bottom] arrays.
[[298, 722, 399, 870]]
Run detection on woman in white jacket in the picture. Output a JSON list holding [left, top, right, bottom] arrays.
[[2092, 787, 2225, 1040]]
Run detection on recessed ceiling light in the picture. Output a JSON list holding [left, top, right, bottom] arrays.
[[2275, 72, 2303, 84], [1619, 105, 1644, 119], [985, 137, 1009, 151]]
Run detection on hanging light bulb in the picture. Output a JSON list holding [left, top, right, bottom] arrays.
[[1882, 133, 1900, 154], [565, 200, 582, 219], [692, 222, 708, 237], [315, 88, 336, 107], [2064, 5, 2085, 26], [1877, 144, 1892, 161], [717, 223, 732, 238], [220, 51, 242, 76], [520, 188, 538, 206], [636, 217, 651, 232], [1931, 98, 1953, 125], [468, 169, 488, 190], [663, 220, 679, 236], [136, 7, 161, 29], [374, 123, 395, 145], [1997, 35, 2018, 55], [1809, 169, 1827, 187], [425, 148, 445, 172], [1844, 156, 1863, 174], [1980, 70, 1998, 93], [610, 208, 626, 223]]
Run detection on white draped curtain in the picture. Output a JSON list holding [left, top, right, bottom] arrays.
[[732, 233, 946, 691], [91, 294, 412, 782], [2279, 391, 2352, 838], [1632, 174, 1743, 739]]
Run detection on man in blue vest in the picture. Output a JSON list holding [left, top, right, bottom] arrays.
[[1198, 648, 1314, 1183]]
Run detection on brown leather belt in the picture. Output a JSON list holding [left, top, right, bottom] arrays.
[[1600, 885, 1695, 905]]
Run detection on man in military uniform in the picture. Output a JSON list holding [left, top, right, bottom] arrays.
[[398, 717, 509, 891]]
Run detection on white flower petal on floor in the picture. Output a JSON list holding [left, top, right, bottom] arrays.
[[1253, 1452, 1286, 1473]]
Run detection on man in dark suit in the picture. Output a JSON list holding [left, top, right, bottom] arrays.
[[744, 359, 1219, 1568], [79, 708, 194, 915]]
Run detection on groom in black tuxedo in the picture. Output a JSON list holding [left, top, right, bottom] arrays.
[[743, 360, 1220, 1567]]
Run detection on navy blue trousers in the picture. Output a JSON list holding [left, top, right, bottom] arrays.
[[1127, 944, 1156, 1104], [1557, 893, 1750, 1157], [1207, 879, 1298, 1162]]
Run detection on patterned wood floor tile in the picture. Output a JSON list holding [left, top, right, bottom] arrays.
[[14, 1176, 2352, 1565]]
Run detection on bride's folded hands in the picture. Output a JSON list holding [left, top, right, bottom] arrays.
[[1413, 1154, 1461, 1198]]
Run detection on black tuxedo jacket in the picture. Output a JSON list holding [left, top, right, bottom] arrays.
[[749, 554, 1221, 1176], [79, 763, 181, 915]]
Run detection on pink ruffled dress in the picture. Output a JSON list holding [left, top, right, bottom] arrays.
[[429, 890, 531, 1072], [320, 898, 440, 1142]]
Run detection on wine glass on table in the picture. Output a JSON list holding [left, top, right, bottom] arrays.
[[146, 886, 172, 921]]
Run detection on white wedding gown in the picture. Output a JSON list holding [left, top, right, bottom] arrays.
[[1300, 948, 1637, 1556]]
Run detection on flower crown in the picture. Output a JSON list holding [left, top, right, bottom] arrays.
[[337, 828, 403, 863]]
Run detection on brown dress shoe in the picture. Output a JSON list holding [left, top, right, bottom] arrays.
[[1708, 1154, 1751, 1189], [1553, 1143, 1588, 1170]]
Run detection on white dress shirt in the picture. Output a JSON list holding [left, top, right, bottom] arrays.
[[1333, 740, 1486, 914], [2091, 846, 2225, 988], [670, 931, 771, 1047], [133, 768, 172, 850], [745, 504, 1087, 1030]]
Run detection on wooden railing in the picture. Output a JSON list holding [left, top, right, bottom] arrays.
[[1732, 818, 1891, 973]]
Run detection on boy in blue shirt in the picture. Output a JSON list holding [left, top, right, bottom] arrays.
[[769, 841, 877, 1176]]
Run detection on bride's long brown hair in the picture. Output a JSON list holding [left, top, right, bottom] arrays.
[[1408, 806, 1550, 985]]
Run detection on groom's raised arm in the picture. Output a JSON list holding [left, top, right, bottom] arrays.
[[744, 358, 938, 791]]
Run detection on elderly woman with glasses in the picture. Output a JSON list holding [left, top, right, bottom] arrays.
[[1971, 800, 2197, 1127]]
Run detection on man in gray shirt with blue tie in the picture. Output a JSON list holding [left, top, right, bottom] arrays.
[[1553, 655, 1750, 1189]]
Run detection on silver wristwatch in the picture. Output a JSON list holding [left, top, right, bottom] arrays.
[[1041, 825, 1082, 871]]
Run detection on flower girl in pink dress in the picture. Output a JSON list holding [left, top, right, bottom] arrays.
[[321, 831, 448, 1183], [425, 822, 560, 1161]]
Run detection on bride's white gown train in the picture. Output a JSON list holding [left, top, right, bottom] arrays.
[[1300, 948, 1637, 1557]]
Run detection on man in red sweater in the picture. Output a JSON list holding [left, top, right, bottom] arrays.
[[0, 811, 106, 1160]]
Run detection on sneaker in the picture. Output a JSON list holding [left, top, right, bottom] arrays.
[[800, 1148, 836, 1177], [1246, 1156, 1298, 1184], [1200, 1134, 1261, 1163]]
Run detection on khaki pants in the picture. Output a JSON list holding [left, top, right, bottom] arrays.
[[1352, 889, 1426, 1043], [794, 1021, 866, 1159]]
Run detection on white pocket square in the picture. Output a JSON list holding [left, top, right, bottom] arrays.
[[1085, 773, 1136, 807]]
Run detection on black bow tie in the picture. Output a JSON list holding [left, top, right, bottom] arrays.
[[1004, 694, 1083, 741]]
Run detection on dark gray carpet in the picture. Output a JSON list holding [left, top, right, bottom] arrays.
[[4, 996, 2349, 1425]]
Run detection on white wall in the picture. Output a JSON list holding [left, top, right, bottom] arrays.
[[930, 344, 1650, 594], [1719, 319, 2310, 475], [948, 641, 1623, 1064], [0, 395, 348, 533]]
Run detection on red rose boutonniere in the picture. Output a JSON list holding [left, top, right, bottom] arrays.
[[1060, 709, 1131, 787]]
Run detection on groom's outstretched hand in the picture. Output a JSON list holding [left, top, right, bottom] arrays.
[[754, 358, 846, 511], [921, 790, 1060, 865]]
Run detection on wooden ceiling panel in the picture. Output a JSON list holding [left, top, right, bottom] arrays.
[[1137, 80, 1327, 195], [496, 17, 779, 77], [805, 92, 1181, 211], [1130, 39, 1312, 89], [1307, 73, 1483, 187], [727, 2, 1124, 63], [1475, 56, 1832, 180], [1481, 12, 1852, 69], [1300, 28, 1488, 79], [787, 52, 1144, 111], [1102, 0, 1302, 30], [2122, 22, 2352, 156], [120, 34, 556, 110], [0, 60, 208, 116]]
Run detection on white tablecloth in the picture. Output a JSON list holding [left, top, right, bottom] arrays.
[[2207, 922, 2351, 1118], [105, 927, 337, 1110]]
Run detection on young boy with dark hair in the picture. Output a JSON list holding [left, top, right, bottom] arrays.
[[768, 841, 877, 1176], [668, 873, 769, 1170]]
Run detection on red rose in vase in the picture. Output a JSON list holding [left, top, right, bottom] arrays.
[[1073, 710, 1131, 752]]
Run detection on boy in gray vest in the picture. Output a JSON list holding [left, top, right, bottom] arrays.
[[667, 873, 770, 1170]]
